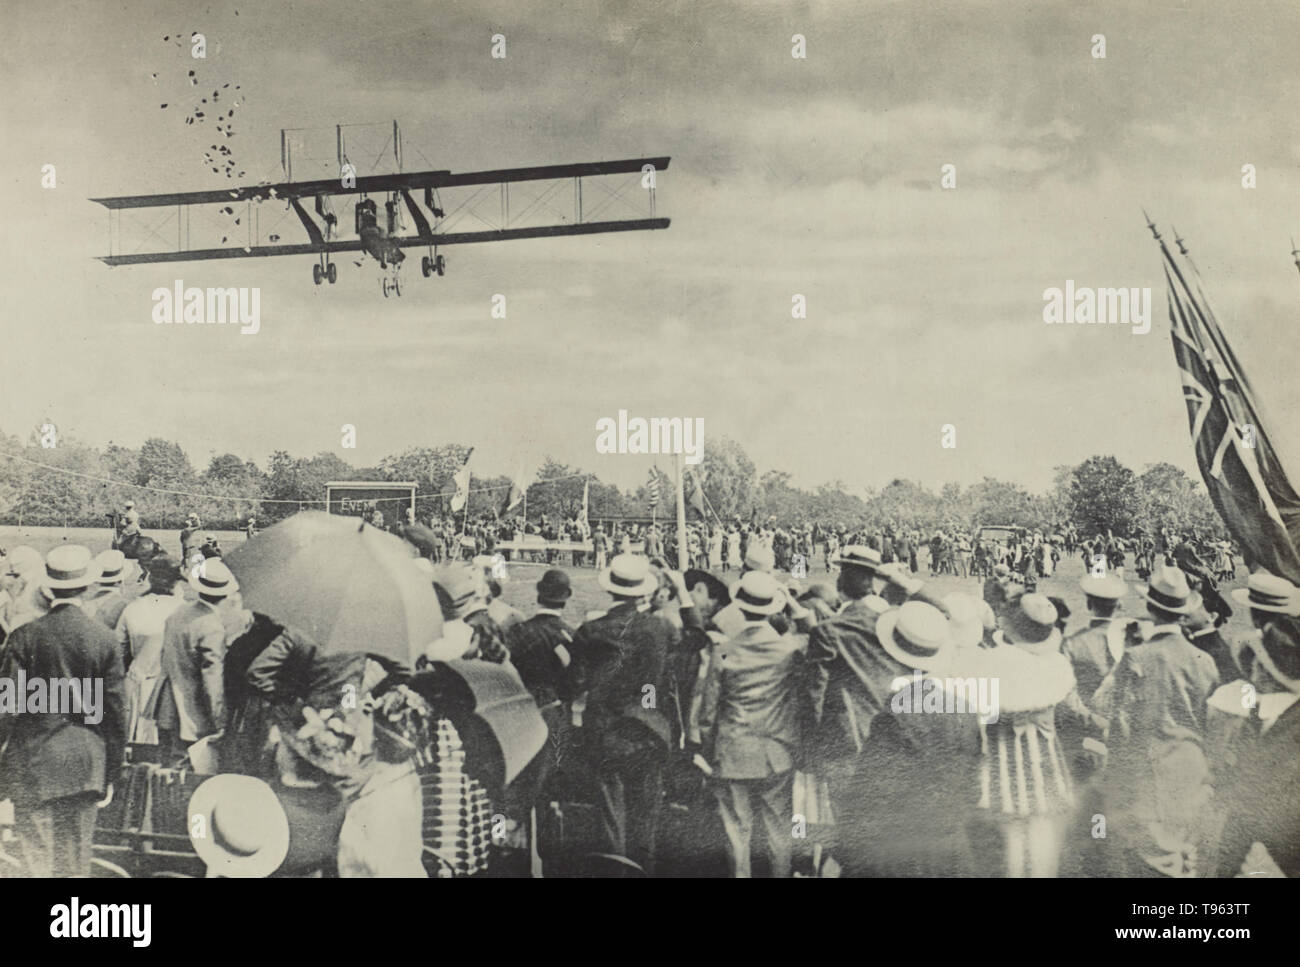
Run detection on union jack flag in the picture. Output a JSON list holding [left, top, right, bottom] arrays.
[[1157, 221, 1300, 584]]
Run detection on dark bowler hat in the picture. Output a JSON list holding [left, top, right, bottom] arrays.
[[536, 569, 572, 605], [684, 568, 730, 606]]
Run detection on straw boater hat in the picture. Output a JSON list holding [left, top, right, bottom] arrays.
[[832, 545, 886, 573], [94, 549, 126, 586], [189, 558, 239, 598], [1231, 571, 1299, 615], [1139, 565, 1201, 616], [730, 570, 787, 616], [944, 593, 992, 650], [598, 553, 658, 597], [994, 592, 1063, 653], [876, 600, 953, 671], [877, 562, 921, 595], [1078, 573, 1127, 601], [40, 545, 101, 591], [3, 546, 44, 581], [188, 774, 291, 878], [742, 543, 776, 573]]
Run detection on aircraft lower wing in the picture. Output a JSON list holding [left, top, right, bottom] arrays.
[[97, 217, 670, 266]]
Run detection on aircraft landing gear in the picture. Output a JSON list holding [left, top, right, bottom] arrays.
[[422, 251, 445, 278], [382, 275, 402, 298], [314, 255, 336, 286]]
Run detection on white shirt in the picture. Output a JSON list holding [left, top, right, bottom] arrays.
[[117, 593, 185, 678]]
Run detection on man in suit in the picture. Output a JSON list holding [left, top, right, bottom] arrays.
[[84, 549, 131, 630], [0, 546, 126, 877], [160, 558, 239, 765], [507, 570, 577, 772], [1092, 566, 1219, 877], [1214, 579, 1300, 877], [1063, 574, 1130, 704], [803, 545, 956, 875], [505, 569, 577, 865], [696, 570, 806, 877], [568, 553, 681, 874]]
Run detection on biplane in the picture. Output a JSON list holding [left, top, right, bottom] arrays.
[[93, 122, 670, 297]]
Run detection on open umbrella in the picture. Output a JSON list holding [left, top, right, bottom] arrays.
[[406, 660, 547, 793], [223, 511, 441, 665]]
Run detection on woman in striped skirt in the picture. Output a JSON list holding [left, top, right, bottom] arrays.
[[954, 592, 1076, 877]]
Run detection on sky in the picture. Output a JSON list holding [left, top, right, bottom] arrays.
[[3, 0, 1300, 499]]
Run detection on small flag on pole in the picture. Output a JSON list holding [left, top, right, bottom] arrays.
[[688, 468, 706, 519], [647, 467, 660, 508], [450, 448, 474, 514]]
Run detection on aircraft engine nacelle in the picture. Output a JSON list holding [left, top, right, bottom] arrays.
[[356, 198, 377, 235]]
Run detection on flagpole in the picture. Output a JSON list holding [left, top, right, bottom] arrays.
[[674, 451, 688, 570]]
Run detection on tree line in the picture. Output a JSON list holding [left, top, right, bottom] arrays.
[[0, 427, 1222, 540]]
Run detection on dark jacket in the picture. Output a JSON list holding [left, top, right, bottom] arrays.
[[804, 597, 907, 769], [1062, 618, 1125, 704], [0, 602, 126, 804], [1217, 697, 1300, 877], [505, 610, 575, 708], [699, 621, 807, 778], [569, 602, 680, 751]]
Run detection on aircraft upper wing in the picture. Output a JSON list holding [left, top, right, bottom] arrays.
[[90, 157, 671, 210]]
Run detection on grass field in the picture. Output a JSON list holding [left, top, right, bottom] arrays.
[[2, 525, 1256, 645]]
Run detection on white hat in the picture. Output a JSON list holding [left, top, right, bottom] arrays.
[[189, 558, 239, 598], [94, 549, 127, 585], [2, 546, 44, 580], [832, 545, 886, 572], [742, 543, 776, 573], [598, 553, 658, 597], [1231, 571, 1299, 615], [188, 775, 290, 878], [944, 593, 992, 649], [41, 545, 101, 591], [876, 601, 952, 671], [729, 570, 787, 616], [1140, 565, 1201, 615]]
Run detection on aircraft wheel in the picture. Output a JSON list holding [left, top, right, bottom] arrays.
[[394, 277, 402, 297], [382, 278, 390, 298], [421, 255, 432, 278], [435, 254, 445, 276], [327, 262, 337, 284], [312, 263, 323, 285]]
